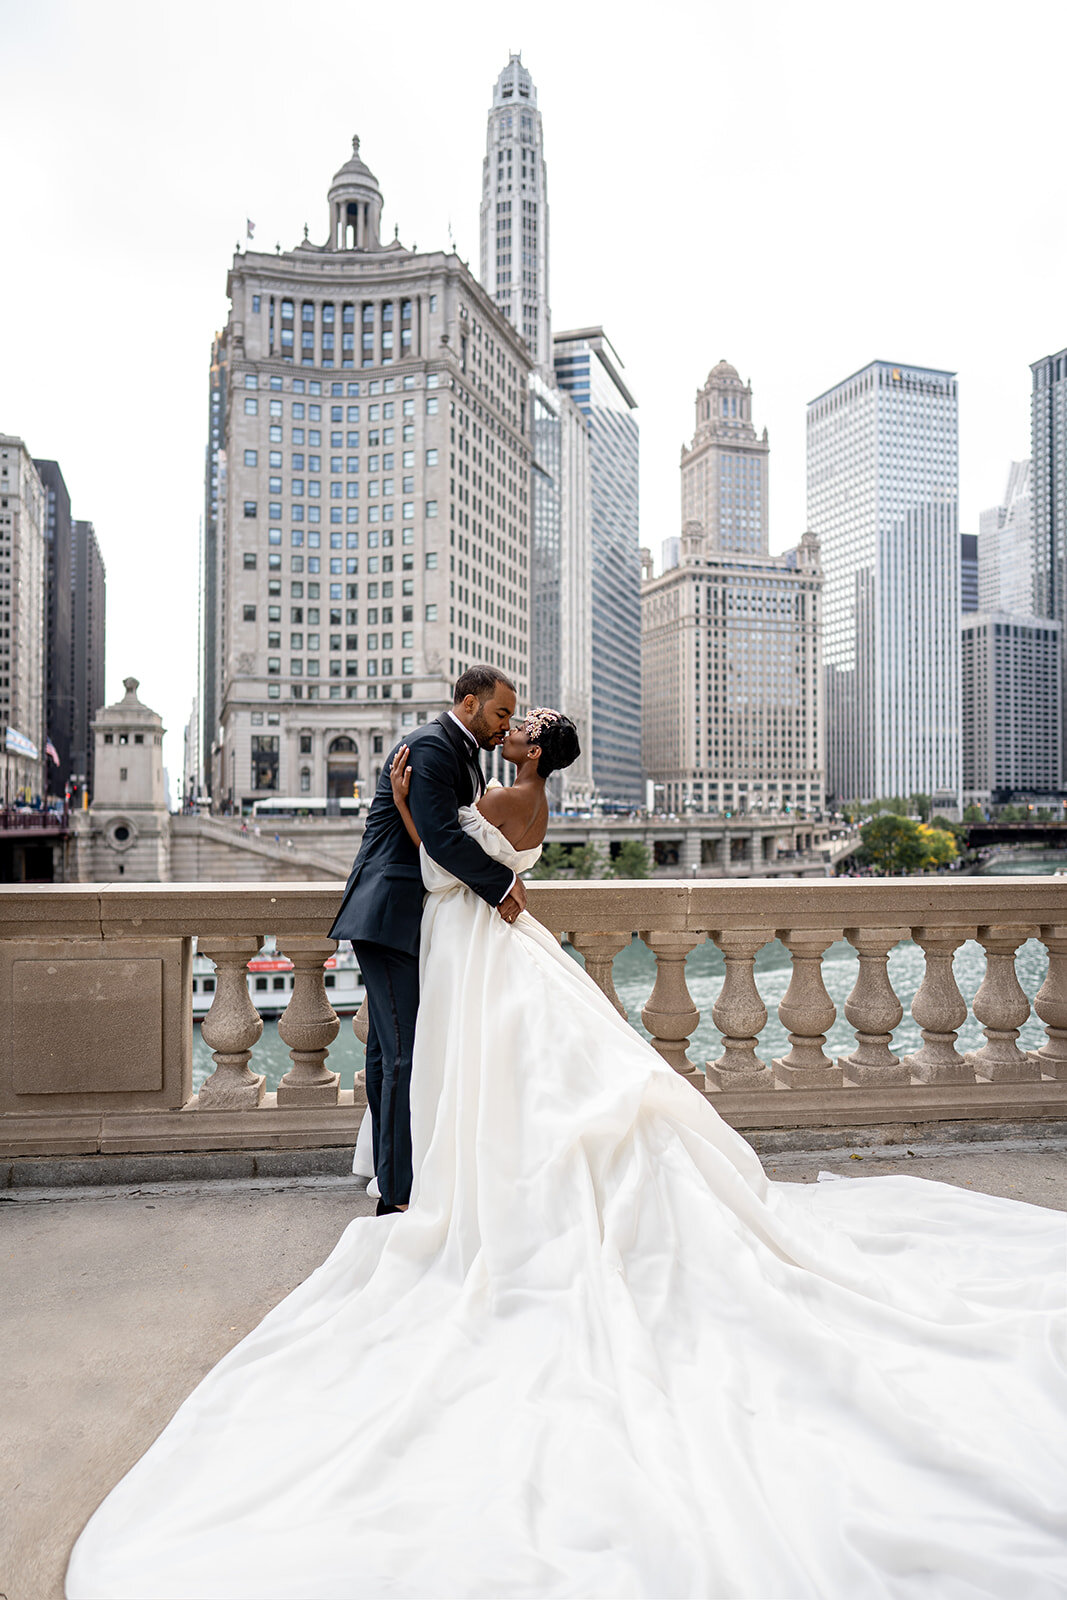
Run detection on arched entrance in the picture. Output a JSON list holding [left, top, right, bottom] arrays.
[[326, 736, 359, 801]]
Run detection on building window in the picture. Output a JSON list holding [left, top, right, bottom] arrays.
[[244, 397, 258, 415], [243, 604, 256, 622], [244, 449, 258, 467], [243, 501, 257, 517], [243, 553, 257, 569], [251, 735, 280, 790], [425, 551, 438, 569], [426, 500, 438, 517]]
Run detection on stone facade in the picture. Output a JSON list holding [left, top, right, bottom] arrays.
[[479, 54, 551, 372], [642, 526, 824, 816], [678, 361, 770, 558], [0, 436, 46, 801], [203, 137, 534, 811], [71, 678, 171, 881]]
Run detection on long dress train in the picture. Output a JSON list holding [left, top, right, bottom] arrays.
[[67, 810, 1067, 1599]]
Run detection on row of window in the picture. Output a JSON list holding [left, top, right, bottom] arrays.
[[244, 448, 438, 470], [266, 657, 415, 678], [245, 394, 439, 421]]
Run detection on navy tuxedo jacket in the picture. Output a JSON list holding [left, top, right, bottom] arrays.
[[328, 712, 514, 955]]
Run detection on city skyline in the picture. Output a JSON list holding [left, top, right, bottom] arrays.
[[2, 1, 1064, 782]]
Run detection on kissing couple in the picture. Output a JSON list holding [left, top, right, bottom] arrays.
[[328, 663, 580, 1213], [67, 669, 1067, 1597]]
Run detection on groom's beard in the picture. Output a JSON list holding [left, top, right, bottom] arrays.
[[467, 712, 508, 750]]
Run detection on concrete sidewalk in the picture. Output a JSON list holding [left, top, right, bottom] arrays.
[[3, 1144, 1065, 1600]]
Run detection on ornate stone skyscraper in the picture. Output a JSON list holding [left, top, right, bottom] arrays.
[[678, 362, 770, 558], [201, 136, 533, 811], [642, 365, 823, 818], [479, 54, 551, 372]]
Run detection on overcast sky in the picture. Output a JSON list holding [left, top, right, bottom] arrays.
[[2, 0, 1065, 787]]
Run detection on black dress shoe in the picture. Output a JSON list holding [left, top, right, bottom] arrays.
[[376, 1197, 406, 1216]]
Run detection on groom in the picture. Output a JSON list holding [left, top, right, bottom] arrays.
[[329, 666, 526, 1213]]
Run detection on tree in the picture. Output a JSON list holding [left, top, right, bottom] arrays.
[[528, 842, 570, 880], [570, 843, 609, 879], [963, 803, 985, 824], [854, 815, 927, 874], [909, 792, 932, 822], [608, 840, 652, 879], [916, 824, 958, 869]]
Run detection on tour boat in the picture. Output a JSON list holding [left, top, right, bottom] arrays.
[[192, 941, 365, 1021]]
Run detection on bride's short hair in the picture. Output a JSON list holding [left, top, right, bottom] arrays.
[[526, 711, 580, 778]]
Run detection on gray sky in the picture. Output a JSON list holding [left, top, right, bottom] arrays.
[[2, 0, 1064, 787]]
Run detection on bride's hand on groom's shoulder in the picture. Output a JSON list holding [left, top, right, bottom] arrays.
[[390, 745, 412, 804]]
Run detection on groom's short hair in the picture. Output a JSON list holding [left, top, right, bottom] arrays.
[[453, 665, 516, 704]]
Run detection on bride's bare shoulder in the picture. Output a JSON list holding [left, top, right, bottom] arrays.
[[476, 784, 548, 849]]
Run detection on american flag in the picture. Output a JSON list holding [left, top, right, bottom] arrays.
[[45, 739, 59, 766]]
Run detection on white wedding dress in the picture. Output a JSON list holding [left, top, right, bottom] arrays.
[[67, 809, 1067, 1599]]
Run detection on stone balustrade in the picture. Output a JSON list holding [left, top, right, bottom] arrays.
[[1, 877, 1066, 1163]]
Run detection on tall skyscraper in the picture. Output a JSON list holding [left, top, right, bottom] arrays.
[[0, 436, 46, 802], [479, 54, 550, 371], [201, 336, 228, 790], [554, 328, 642, 806], [529, 373, 593, 801], [1031, 349, 1067, 630], [32, 459, 73, 794], [643, 366, 823, 816], [70, 517, 106, 801], [202, 136, 533, 811], [807, 361, 960, 809], [1031, 348, 1067, 765], [680, 362, 770, 554], [978, 460, 1033, 615]]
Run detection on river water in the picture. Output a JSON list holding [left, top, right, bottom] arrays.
[[192, 851, 1067, 1094]]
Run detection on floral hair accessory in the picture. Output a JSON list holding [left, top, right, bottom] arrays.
[[524, 707, 562, 743]]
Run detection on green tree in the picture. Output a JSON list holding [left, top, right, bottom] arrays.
[[854, 814, 927, 874], [963, 803, 985, 824], [528, 841, 571, 880], [909, 792, 932, 822], [570, 842, 609, 879], [608, 840, 652, 879]]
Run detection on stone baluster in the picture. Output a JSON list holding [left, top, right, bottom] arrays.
[[706, 929, 773, 1090], [772, 929, 843, 1089], [901, 927, 976, 1084], [838, 927, 909, 1086], [638, 930, 705, 1081], [966, 925, 1040, 1082], [353, 994, 370, 1046], [276, 938, 341, 1105], [1032, 924, 1067, 1080], [570, 931, 631, 1017], [198, 938, 265, 1109]]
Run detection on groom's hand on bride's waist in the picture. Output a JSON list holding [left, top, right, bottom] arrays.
[[497, 879, 527, 923]]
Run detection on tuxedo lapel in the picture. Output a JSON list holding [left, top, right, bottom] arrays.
[[436, 712, 484, 804]]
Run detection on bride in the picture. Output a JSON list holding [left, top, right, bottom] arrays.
[[68, 710, 1067, 1599]]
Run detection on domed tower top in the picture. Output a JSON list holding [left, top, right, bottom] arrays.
[[693, 360, 758, 441], [327, 135, 384, 252], [492, 52, 537, 108]]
